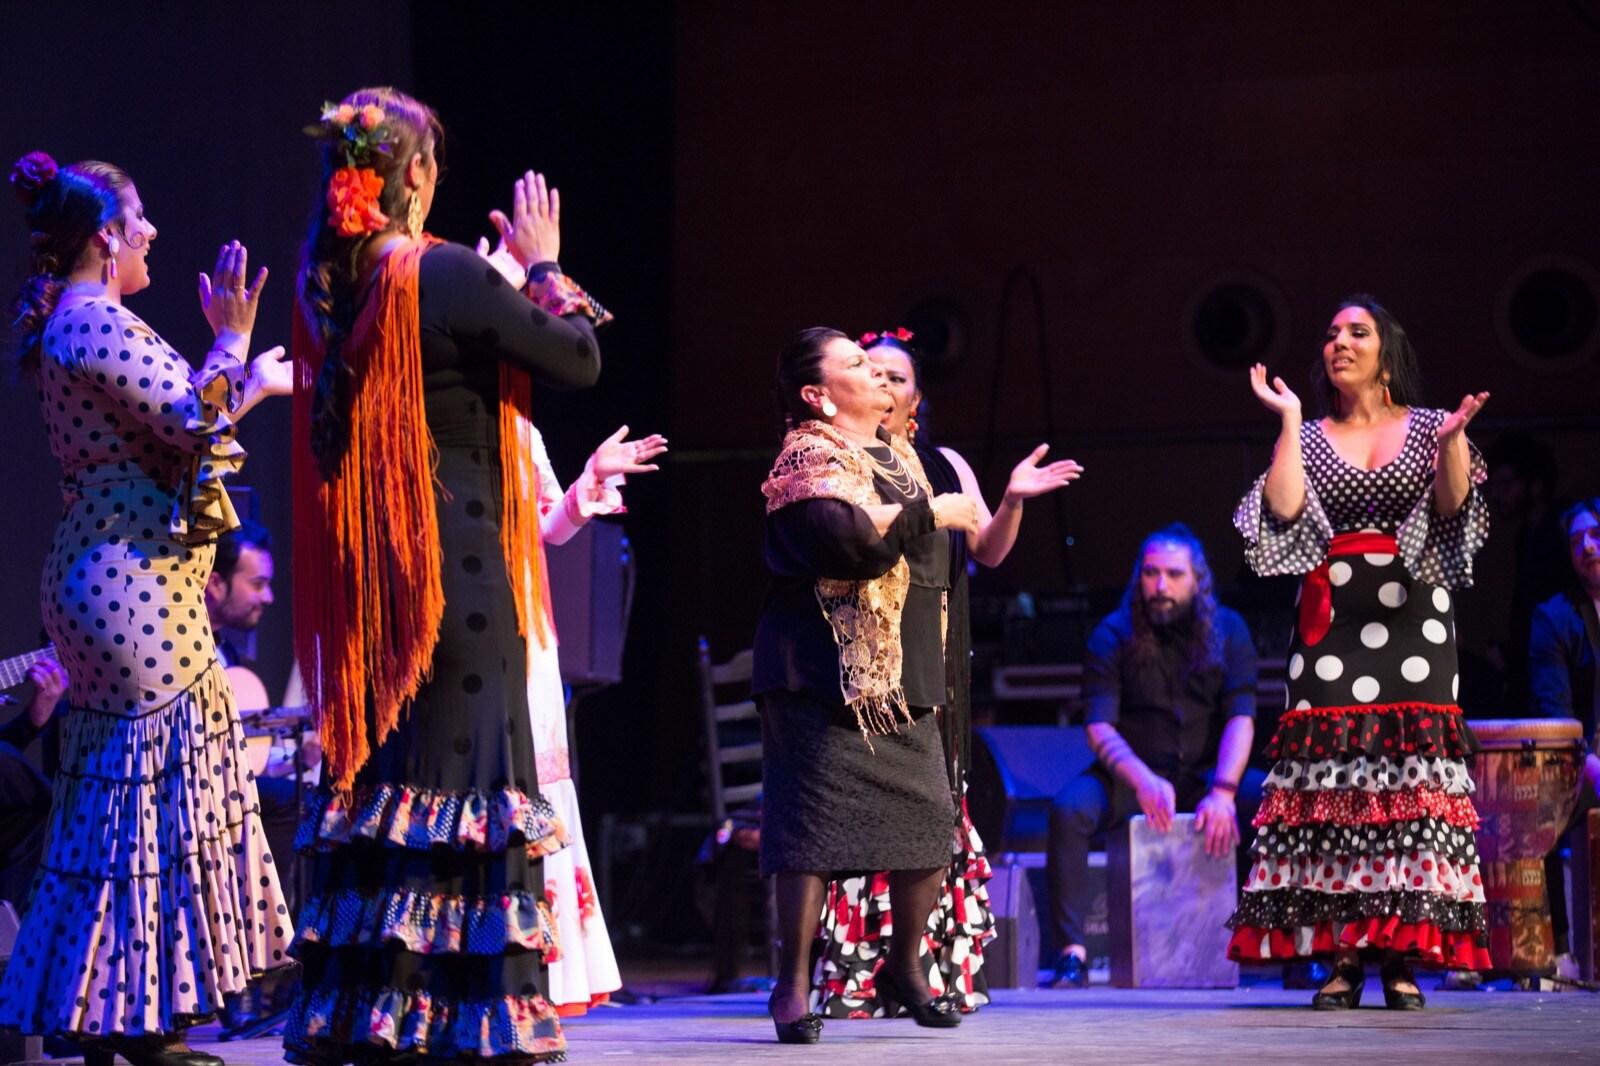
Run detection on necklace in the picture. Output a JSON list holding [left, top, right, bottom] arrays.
[[861, 442, 920, 499]]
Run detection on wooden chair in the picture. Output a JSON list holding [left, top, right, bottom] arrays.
[[696, 636, 777, 983]]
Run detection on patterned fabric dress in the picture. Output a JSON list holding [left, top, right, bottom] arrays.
[[1225, 408, 1493, 969], [517, 421, 622, 1017], [0, 299, 292, 1036]]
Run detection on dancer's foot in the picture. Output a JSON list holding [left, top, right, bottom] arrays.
[[1045, 948, 1090, 989], [875, 967, 961, 1028], [767, 986, 823, 1044]]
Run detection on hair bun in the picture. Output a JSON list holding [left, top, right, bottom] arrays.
[[10, 151, 59, 206]]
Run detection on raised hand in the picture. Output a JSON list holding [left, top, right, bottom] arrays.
[[590, 425, 668, 481], [1248, 363, 1301, 422], [1436, 391, 1490, 442], [474, 234, 526, 287], [488, 170, 560, 270], [198, 240, 269, 340], [246, 346, 293, 398], [932, 492, 981, 536], [1005, 444, 1083, 503]]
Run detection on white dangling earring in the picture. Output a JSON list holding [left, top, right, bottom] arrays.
[[106, 235, 120, 281], [821, 400, 838, 418]]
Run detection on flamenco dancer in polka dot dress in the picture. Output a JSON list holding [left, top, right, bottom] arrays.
[[0, 153, 293, 1062], [1227, 295, 1493, 1010], [287, 89, 621, 1065]]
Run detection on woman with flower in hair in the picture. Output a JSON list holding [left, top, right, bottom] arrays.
[[286, 87, 649, 1064], [807, 330, 1082, 1016], [1227, 295, 1492, 1009], [0, 151, 292, 1065], [755, 327, 984, 1043]]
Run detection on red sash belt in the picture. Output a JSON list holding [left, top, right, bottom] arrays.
[[1298, 532, 1399, 647]]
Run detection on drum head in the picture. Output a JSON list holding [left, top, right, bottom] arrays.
[[1469, 717, 1584, 750]]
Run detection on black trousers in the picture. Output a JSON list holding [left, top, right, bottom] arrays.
[[0, 742, 52, 910], [1045, 764, 1266, 950]]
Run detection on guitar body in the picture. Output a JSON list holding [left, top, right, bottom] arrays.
[[225, 664, 274, 776]]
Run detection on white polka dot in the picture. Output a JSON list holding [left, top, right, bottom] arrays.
[[1295, 700, 1312, 710], [1453, 674, 1459, 700], [1288, 653, 1304, 680], [1360, 623, 1389, 648], [1422, 619, 1448, 644], [1329, 561, 1353, 586], [1401, 656, 1430, 683], [1351, 676, 1381, 703], [1315, 655, 1344, 681], [1378, 582, 1407, 608], [1363, 553, 1395, 566], [1432, 588, 1450, 613]]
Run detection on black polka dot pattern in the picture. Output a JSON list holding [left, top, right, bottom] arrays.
[[0, 299, 290, 1037]]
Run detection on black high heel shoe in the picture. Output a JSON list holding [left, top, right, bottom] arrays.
[[766, 992, 823, 1044], [875, 969, 962, 1028], [1380, 957, 1427, 1011], [82, 1037, 225, 1066], [1310, 960, 1365, 1011]]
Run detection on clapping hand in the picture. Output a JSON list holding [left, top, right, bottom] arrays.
[[1005, 444, 1083, 503], [198, 240, 269, 339], [474, 234, 526, 288], [247, 346, 292, 398], [932, 492, 981, 535], [488, 170, 560, 270], [1437, 391, 1490, 442], [590, 425, 668, 481], [1248, 363, 1301, 422]]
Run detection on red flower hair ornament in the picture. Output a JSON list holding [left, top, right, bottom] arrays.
[[10, 151, 59, 205], [326, 166, 389, 238], [858, 326, 914, 348]]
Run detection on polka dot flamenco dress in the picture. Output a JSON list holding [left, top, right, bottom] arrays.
[[1226, 409, 1492, 969], [0, 299, 292, 1037]]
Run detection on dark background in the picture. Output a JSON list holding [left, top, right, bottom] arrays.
[[3, 1, 1597, 952]]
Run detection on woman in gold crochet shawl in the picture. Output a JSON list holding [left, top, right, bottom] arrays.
[[753, 327, 980, 1044]]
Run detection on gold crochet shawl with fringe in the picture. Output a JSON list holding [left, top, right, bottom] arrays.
[[761, 420, 934, 742]]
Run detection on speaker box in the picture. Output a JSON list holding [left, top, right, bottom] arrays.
[[548, 520, 632, 686], [969, 726, 1096, 854], [983, 862, 1040, 989]]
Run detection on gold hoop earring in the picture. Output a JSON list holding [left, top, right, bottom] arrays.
[[820, 400, 838, 418], [406, 193, 423, 237]]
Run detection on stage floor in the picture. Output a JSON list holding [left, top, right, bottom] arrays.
[[179, 979, 1597, 1065]]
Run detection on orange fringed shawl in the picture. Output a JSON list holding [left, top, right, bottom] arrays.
[[293, 237, 552, 793]]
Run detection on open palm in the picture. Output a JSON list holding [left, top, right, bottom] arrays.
[[1007, 444, 1083, 500]]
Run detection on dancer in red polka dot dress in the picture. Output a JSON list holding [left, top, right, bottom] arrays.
[[1227, 295, 1493, 1010]]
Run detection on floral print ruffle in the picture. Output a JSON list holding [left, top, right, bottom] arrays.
[[284, 984, 566, 1062], [295, 783, 570, 857], [296, 887, 559, 958]]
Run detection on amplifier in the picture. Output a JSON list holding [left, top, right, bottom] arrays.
[[548, 520, 633, 687]]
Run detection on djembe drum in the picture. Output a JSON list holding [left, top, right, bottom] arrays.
[[1469, 718, 1585, 977]]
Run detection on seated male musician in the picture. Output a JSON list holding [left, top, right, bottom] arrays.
[[1528, 497, 1600, 962], [1044, 524, 1267, 987], [0, 658, 68, 909]]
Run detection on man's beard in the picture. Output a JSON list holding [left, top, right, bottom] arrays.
[[1143, 595, 1193, 628]]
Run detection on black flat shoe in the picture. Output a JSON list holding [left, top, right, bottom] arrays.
[[1311, 961, 1365, 1011], [83, 1040, 225, 1066], [1380, 958, 1427, 1011], [1044, 952, 1090, 989], [875, 969, 962, 1028], [767, 992, 823, 1044]]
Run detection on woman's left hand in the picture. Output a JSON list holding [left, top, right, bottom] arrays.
[[474, 235, 526, 288], [1004, 444, 1083, 503], [247, 346, 292, 398], [489, 170, 561, 269], [590, 425, 668, 481], [1436, 391, 1490, 442]]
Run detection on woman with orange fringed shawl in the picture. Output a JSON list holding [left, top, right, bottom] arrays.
[[283, 87, 653, 1066]]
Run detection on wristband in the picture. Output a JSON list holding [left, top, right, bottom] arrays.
[[1211, 779, 1238, 795]]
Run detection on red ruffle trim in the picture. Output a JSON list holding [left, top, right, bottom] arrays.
[[1269, 702, 1478, 762], [1227, 918, 1491, 969], [1255, 785, 1480, 830]]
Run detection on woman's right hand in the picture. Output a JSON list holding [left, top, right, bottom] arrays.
[[488, 170, 560, 270], [198, 240, 268, 344], [1249, 363, 1301, 423], [932, 492, 981, 535]]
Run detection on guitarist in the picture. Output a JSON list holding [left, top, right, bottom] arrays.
[[0, 656, 68, 909]]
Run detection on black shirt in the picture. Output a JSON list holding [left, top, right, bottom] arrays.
[[1083, 604, 1257, 780]]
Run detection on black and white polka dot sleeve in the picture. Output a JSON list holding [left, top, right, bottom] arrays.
[[1233, 428, 1333, 577], [1395, 410, 1488, 589]]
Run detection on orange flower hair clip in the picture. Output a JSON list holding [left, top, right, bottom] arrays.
[[326, 166, 389, 238], [306, 101, 396, 237]]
